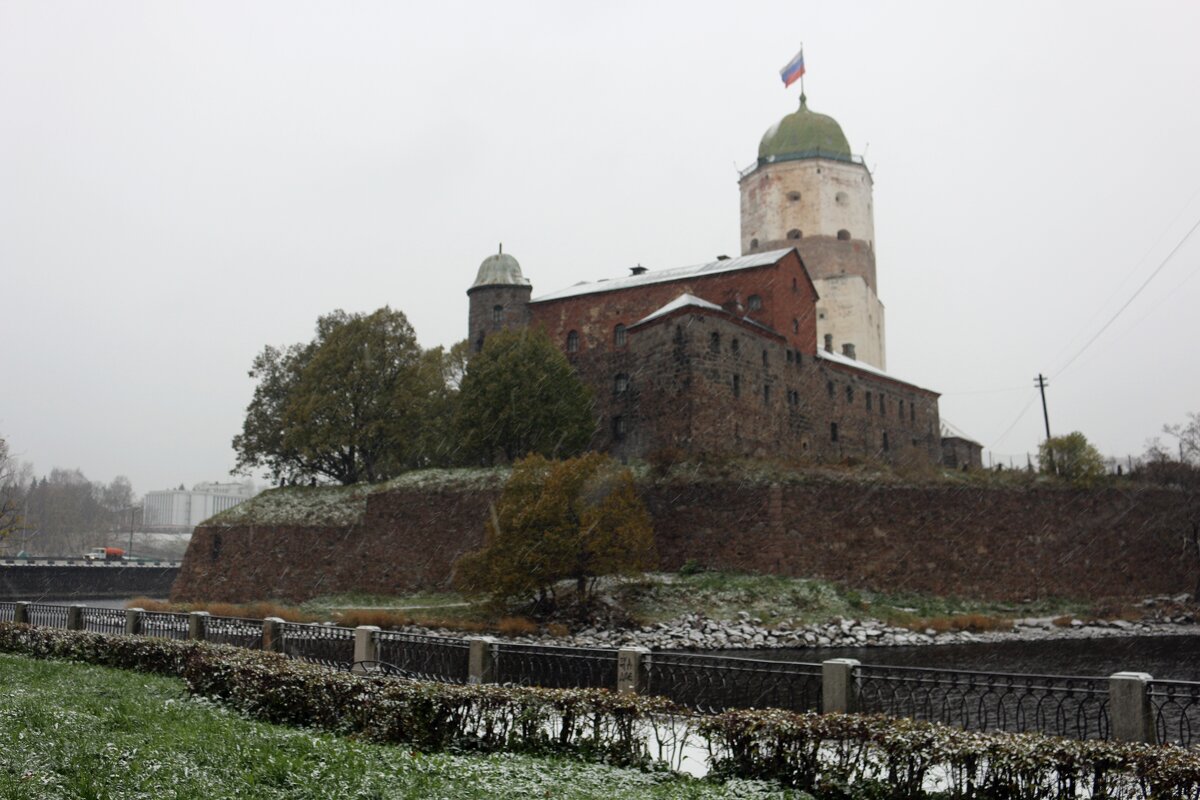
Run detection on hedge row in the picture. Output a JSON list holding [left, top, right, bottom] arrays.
[[2, 623, 1199, 799]]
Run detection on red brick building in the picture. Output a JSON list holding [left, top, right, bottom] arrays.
[[467, 247, 942, 466]]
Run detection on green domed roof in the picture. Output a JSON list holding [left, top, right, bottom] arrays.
[[758, 95, 852, 161], [471, 248, 529, 288]]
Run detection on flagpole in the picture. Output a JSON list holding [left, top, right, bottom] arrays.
[[799, 43, 805, 99]]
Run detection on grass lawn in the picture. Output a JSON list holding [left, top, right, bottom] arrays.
[[0, 653, 799, 799]]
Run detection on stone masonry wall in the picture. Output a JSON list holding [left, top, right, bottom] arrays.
[[173, 479, 1197, 605]]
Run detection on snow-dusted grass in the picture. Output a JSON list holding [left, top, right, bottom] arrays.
[[206, 466, 509, 527], [0, 653, 800, 799]]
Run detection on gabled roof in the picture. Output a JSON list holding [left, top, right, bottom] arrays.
[[816, 348, 938, 396], [530, 248, 796, 303], [632, 293, 723, 327], [940, 419, 981, 445]]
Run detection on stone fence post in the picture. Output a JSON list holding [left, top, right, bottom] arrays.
[[353, 626, 380, 673], [67, 605, 84, 631], [1109, 671, 1156, 743], [188, 611, 209, 641], [468, 637, 497, 684], [262, 617, 286, 653], [822, 658, 860, 714], [617, 647, 649, 694], [13, 601, 29, 625], [124, 608, 143, 636]]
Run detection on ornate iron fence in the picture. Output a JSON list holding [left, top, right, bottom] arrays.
[[856, 665, 1111, 739], [81, 606, 126, 635], [280, 622, 355, 669], [375, 630, 470, 683], [26, 603, 69, 629], [204, 616, 264, 650], [642, 652, 822, 713], [1149, 679, 1200, 748], [493, 642, 618, 689], [140, 611, 190, 640]]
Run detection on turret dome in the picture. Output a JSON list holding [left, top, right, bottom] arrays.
[[471, 248, 529, 288], [758, 95, 852, 161]]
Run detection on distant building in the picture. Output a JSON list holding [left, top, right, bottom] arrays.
[[142, 481, 258, 531], [940, 421, 984, 470]]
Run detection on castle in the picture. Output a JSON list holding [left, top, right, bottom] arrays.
[[466, 95, 947, 467]]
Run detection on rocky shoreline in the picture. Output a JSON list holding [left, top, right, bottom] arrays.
[[403, 597, 1200, 652]]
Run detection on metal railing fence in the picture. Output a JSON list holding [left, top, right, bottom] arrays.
[[375, 630, 469, 683], [279, 622, 356, 669], [857, 664, 1111, 740], [493, 642, 618, 689], [1150, 679, 1200, 747], [0, 600, 1196, 748], [643, 652, 823, 714]]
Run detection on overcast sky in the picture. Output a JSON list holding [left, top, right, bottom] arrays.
[[3, 1, 1199, 494]]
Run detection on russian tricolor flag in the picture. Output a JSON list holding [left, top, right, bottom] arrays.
[[780, 48, 805, 88]]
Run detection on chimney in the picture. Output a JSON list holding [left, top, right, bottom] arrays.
[[630, 264, 648, 276], [824, 334, 833, 353], [842, 343, 856, 360]]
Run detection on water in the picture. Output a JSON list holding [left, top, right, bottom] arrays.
[[711, 633, 1200, 681]]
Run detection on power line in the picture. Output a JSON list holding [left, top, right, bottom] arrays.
[[987, 390, 1039, 450], [1052, 209, 1200, 379]]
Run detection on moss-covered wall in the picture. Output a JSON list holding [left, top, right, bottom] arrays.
[[172, 475, 1198, 604]]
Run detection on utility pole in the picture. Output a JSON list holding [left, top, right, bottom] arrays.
[[1034, 374, 1054, 474]]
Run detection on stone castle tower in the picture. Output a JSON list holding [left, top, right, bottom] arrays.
[[466, 246, 531, 353], [739, 95, 886, 369]]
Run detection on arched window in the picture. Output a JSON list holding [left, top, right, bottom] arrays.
[[732, 374, 741, 397], [883, 432, 890, 451], [827, 381, 835, 398], [846, 385, 854, 403], [613, 373, 629, 394], [492, 305, 503, 324], [613, 323, 627, 347], [786, 229, 802, 240], [612, 416, 626, 441], [748, 294, 762, 311], [749, 238, 759, 250], [837, 229, 851, 241], [731, 337, 740, 354], [709, 331, 720, 353], [566, 330, 579, 353]]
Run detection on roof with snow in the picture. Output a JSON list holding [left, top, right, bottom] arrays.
[[632, 293, 723, 327], [530, 248, 795, 303], [940, 419, 981, 444], [816, 348, 938, 395]]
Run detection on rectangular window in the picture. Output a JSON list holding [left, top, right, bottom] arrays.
[[763, 384, 770, 404], [879, 396, 886, 416], [866, 392, 872, 411], [612, 416, 626, 441], [732, 374, 741, 398], [830, 422, 839, 442]]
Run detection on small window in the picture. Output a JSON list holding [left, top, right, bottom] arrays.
[[750, 238, 759, 250], [879, 396, 886, 416], [613, 373, 629, 394], [794, 352, 801, 367], [786, 350, 793, 363], [614, 324, 627, 347], [835, 191, 848, 206], [910, 404, 916, 423], [883, 432, 890, 451], [786, 228, 802, 240], [612, 415, 626, 441], [761, 350, 768, 366], [837, 229, 850, 241], [899, 400, 905, 420], [762, 384, 771, 404], [787, 191, 801, 202], [866, 391, 872, 411], [792, 277, 798, 291], [566, 330, 579, 353], [827, 381, 834, 398], [710, 332, 720, 353], [731, 338, 740, 354], [748, 294, 763, 311], [830, 422, 839, 442], [732, 374, 741, 397], [846, 385, 854, 403], [492, 305, 503, 324]]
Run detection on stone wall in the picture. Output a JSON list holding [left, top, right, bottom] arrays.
[[173, 478, 1198, 605]]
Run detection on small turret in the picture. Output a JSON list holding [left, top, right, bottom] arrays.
[[467, 244, 532, 352]]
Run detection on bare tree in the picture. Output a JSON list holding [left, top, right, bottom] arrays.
[[0, 437, 21, 539], [1164, 412, 1200, 466]]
